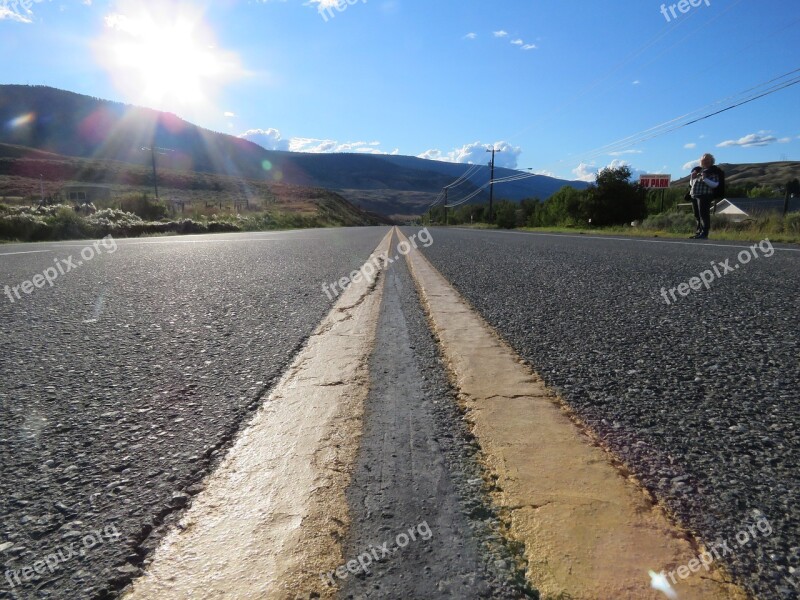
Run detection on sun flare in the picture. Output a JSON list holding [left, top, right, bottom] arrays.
[[96, 2, 244, 110]]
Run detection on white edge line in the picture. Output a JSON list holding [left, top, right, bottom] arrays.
[[48, 238, 285, 248], [450, 227, 800, 253], [0, 250, 53, 256]]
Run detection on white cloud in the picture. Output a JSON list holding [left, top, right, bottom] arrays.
[[632, 80, 641, 85], [224, 111, 235, 117], [571, 159, 646, 182], [493, 30, 508, 37], [521, 43, 537, 50], [684, 142, 697, 149], [417, 141, 522, 169], [778, 137, 792, 144], [239, 128, 290, 151], [0, 0, 43, 23], [608, 149, 642, 157], [683, 159, 701, 170], [463, 32, 477, 40], [511, 39, 523, 46], [239, 128, 393, 155], [572, 162, 597, 182], [717, 132, 778, 148]]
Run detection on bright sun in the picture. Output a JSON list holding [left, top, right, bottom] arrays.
[[97, 2, 243, 110]]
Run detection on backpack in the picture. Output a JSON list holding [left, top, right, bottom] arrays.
[[711, 166, 725, 200]]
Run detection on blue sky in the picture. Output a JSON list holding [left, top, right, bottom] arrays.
[[1, 0, 799, 182]]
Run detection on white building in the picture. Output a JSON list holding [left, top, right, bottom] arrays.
[[714, 198, 800, 222]]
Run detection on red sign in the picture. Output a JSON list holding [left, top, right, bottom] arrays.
[[640, 174, 671, 189]]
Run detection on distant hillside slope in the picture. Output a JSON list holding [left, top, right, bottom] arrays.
[[0, 85, 586, 218], [672, 161, 800, 189], [0, 143, 390, 226]]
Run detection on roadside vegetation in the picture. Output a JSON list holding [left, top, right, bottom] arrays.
[[0, 191, 380, 242], [423, 165, 800, 243]]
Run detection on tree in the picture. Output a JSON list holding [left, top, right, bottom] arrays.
[[492, 200, 515, 228], [583, 165, 646, 226], [538, 185, 588, 226], [747, 186, 779, 199]]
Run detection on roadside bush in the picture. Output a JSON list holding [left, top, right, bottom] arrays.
[[49, 206, 94, 239], [494, 201, 518, 229], [207, 221, 241, 233], [782, 212, 800, 235], [86, 208, 143, 225], [120, 194, 169, 221], [641, 212, 696, 233], [0, 212, 51, 241]]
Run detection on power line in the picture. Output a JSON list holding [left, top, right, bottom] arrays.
[[428, 163, 485, 209], [577, 71, 800, 163], [435, 67, 800, 211], [489, 67, 800, 186]]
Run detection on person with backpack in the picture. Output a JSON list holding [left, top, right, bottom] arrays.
[[686, 166, 703, 237], [689, 153, 725, 239]]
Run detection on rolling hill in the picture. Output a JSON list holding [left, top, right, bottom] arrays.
[[0, 142, 391, 227], [0, 85, 587, 220], [672, 162, 800, 190]]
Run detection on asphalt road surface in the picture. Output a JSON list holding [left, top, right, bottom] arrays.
[[1, 226, 798, 599], [341, 255, 531, 600], [409, 227, 799, 600], [0, 229, 388, 599]]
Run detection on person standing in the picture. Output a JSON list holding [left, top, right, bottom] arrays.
[[687, 166, 703, 237], [689, 153, 722, 239]]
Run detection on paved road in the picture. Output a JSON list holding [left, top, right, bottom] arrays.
[[2, 226, 798, 599], [410, 227, 799, 600], [0, 228, 389, 599]]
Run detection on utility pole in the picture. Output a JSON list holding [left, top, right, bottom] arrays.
[[150, 145, 159, 200], [486, 147, 501, 223], [444, 187, 449, 225], [785, 179, 800, 216], [141, 145, 175, 201]]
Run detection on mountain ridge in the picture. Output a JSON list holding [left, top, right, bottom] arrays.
[[0, 85, 588, 219]]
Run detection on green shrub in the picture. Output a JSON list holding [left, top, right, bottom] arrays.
[[48, 206, 93, 239], [207, 221, 241, 233], [120, 194, 169, 221], [0, 213, 51, 241], [783, 212, 800, 235], [641, 212, 696, 233]]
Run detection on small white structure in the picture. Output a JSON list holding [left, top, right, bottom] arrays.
[[714, 198, 800, 222]]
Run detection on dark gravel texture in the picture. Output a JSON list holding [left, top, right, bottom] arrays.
[[0, 228, 389, 599], [408, 227, 799, 600], [341, 255, 533, 599]]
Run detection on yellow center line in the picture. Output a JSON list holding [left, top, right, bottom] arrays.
[[397, 227, 749, 600], [123, 228, 394, 600]]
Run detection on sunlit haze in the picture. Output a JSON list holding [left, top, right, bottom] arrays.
[[1, 0, 799, 178]]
